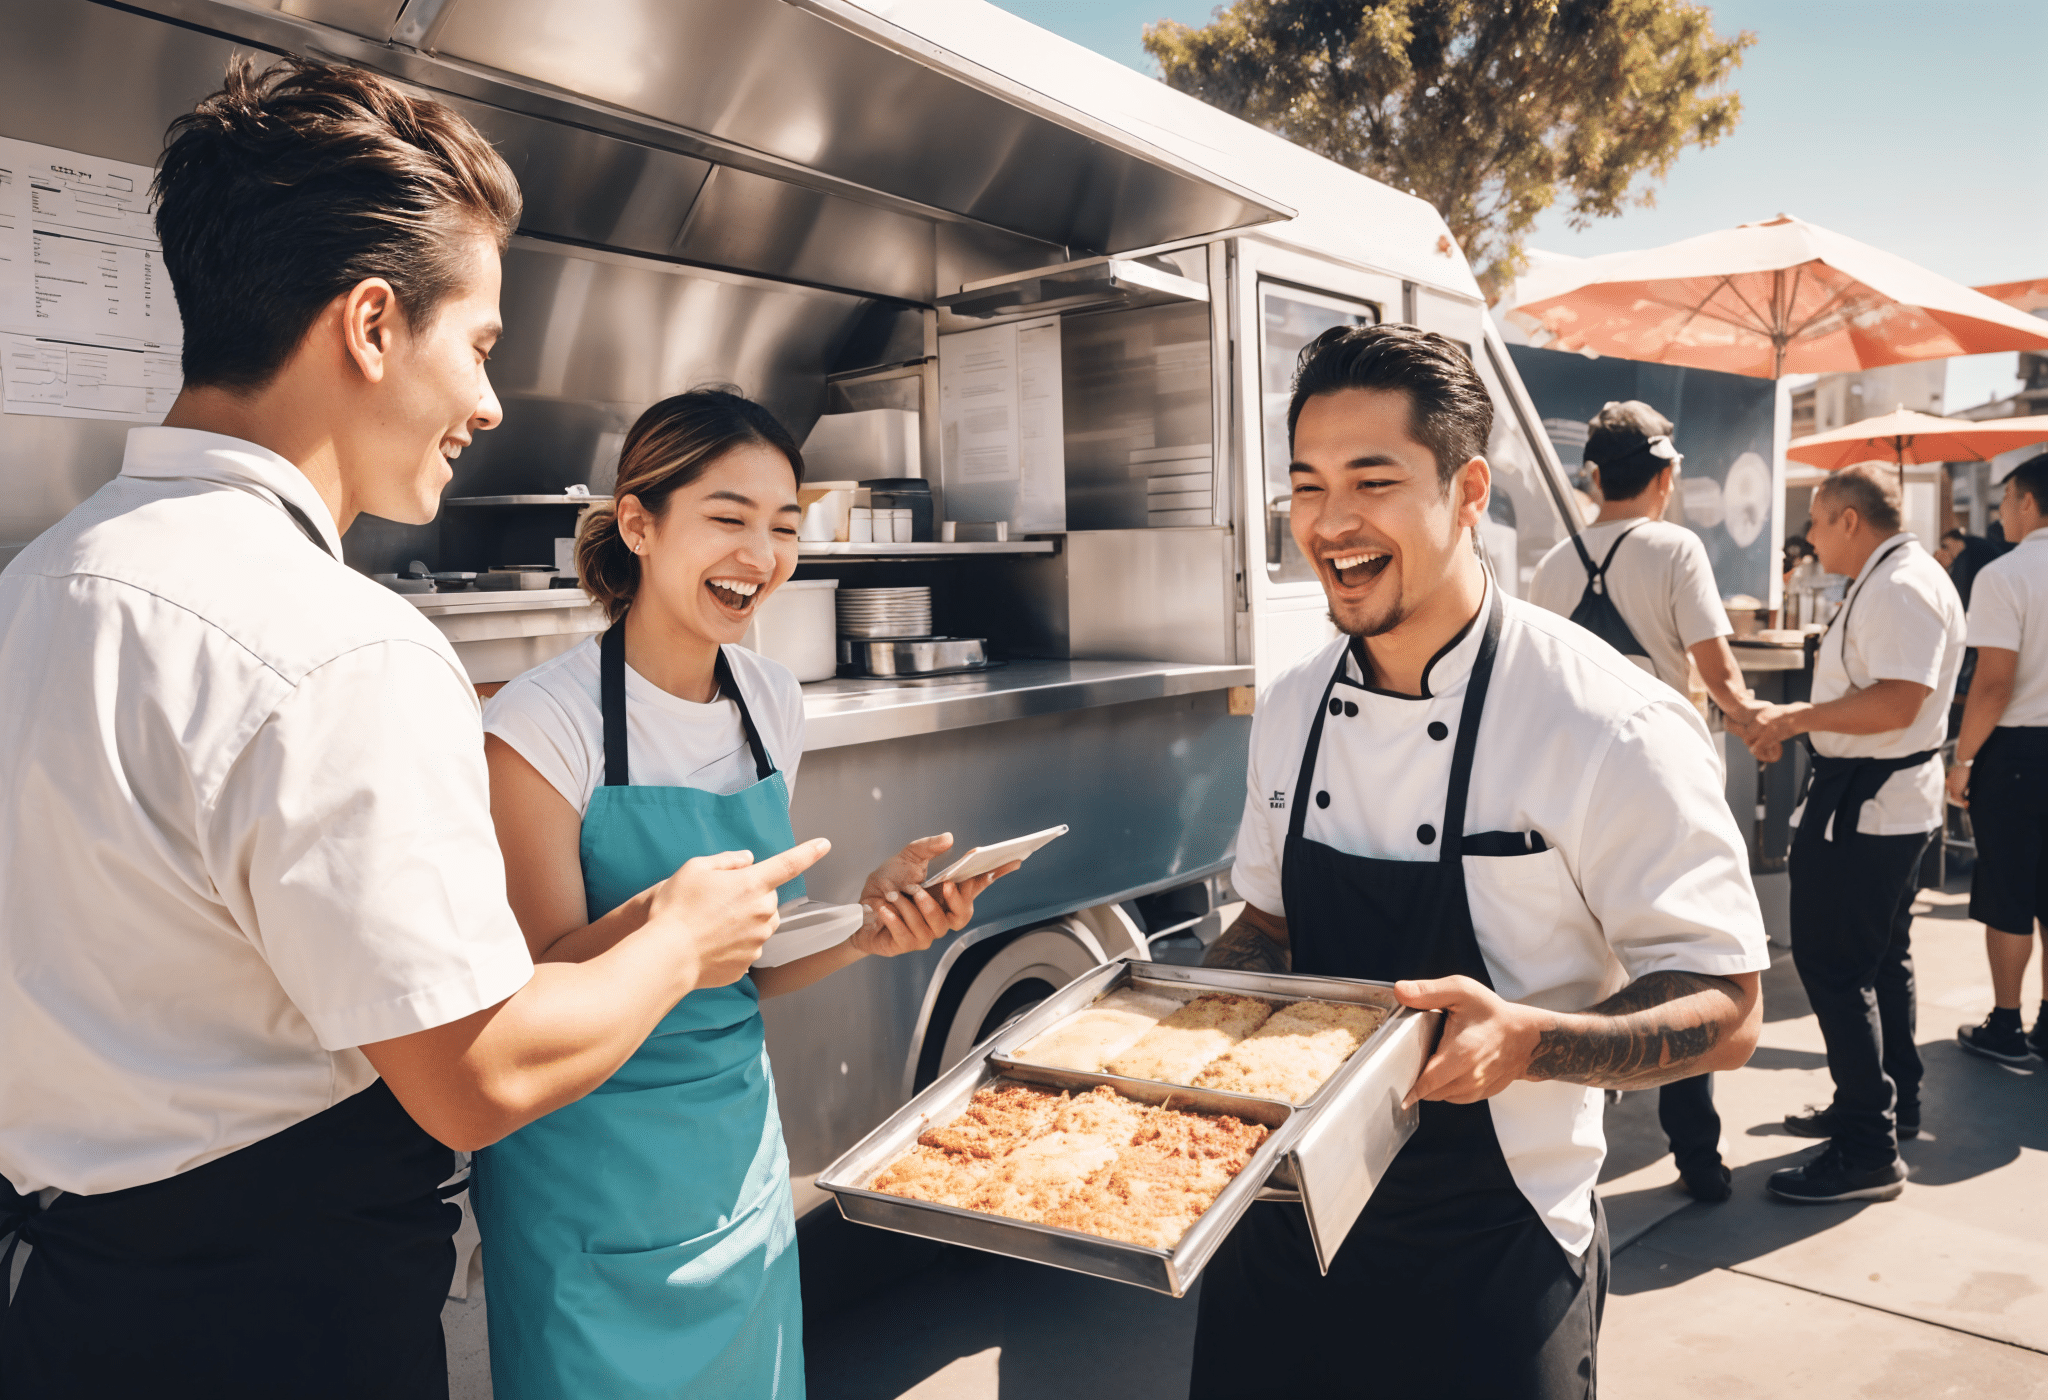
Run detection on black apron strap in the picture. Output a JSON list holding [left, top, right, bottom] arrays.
[[1437, 589, 1504, 865], [600, 622, 777, 788], [601, 619, 630, 787], [276, 494, 336, 560], [714, 646, 777, 783], [1822, 538, 1912, 665], [1566, 519, 1644, 592]]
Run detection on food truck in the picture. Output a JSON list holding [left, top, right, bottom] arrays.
[[0, 0, 1584, 1339]]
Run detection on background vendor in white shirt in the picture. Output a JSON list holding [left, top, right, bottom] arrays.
[[1945, 452, 2048, 1064], [1744, 463, 1964, 1202], [1191, 324, 1766, 1400], [0, 60, 821, 1399], [1530, 398, 1767, 1204]]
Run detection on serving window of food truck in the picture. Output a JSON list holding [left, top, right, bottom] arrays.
[[1257, 281, 1380, 588]]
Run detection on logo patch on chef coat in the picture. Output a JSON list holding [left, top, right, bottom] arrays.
[[1269, 790, 1287, 809]]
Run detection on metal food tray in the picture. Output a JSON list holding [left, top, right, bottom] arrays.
[[815, 960, 1437, 1294]]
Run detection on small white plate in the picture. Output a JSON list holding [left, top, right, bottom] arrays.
[[755, 900, 867, 968]]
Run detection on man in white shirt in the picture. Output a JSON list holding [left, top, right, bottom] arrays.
[[1529, 399, 1767, 1204], [0, 60, 820, 1399], [1945, 453, 2048, 1063], [1191, 324, 1765, 1399], [1746, 463, 1965, 1203], [1529, 400, 1762, 736]]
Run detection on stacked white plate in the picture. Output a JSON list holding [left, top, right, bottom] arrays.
[[838, 586, 932, 638]]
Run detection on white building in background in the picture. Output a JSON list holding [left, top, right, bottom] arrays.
[[1786, 361, 1945, 440]]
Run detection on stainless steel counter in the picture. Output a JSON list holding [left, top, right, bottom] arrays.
[[406, 588, 607, 682], [401, 587, 1253, 741], [801, 659, 1252, 750], [1732, 641, 1810, 673]]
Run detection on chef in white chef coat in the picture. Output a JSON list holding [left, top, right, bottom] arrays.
[[1190, 324, 1768, 1400]]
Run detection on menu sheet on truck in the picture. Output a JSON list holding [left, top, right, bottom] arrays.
[[0, 136, 184, 422]]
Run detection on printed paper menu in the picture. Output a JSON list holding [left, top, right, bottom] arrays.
[[0, 136, 184, 421]]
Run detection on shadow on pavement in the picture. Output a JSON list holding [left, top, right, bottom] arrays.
[[1897, 1038, 2045, 1187], [1759, 948, 1814, 1024], [1740, 1044, 1830, 1074], [1605, 1140, 1881, 1295], [807, 1244, 1199, 1400]]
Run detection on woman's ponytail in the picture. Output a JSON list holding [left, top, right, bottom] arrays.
[[574, 503, 640, 624]]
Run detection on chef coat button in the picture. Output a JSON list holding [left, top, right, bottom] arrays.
[[1315, 791, 1331, 809], [1329, 698, 1342, 716], [1428, 721, 1449, 741], [1417, 823, 1436, 844], [1343, 701, 1358, 718]]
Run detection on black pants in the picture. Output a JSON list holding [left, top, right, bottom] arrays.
[[1789, 824, 1930, 1167], [1191, 1195, 1607, 1399], [1658, 1074, 1722, 1176], [0, 1080, 458, 1400], [1967, 726, 2048, 935]]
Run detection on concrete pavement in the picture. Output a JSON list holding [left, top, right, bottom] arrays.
[[803, 882, 2048, 1398]]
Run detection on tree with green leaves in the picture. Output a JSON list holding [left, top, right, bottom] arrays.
[[1145, 0, 1752, 301]]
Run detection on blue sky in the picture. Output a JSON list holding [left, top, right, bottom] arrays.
[[989, 0, 2048, 410]]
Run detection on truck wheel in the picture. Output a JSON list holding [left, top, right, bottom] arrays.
[[917, 925, 1102, 1087]]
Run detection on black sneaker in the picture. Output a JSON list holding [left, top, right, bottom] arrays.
[[1957, 1016, 2036, 1065], [2029, 1013, 2048, 1061], [1767, 1144, 1906, 1204], [1783, 1104, 1919, 1140], [1678, 1162, 1732, 1203]]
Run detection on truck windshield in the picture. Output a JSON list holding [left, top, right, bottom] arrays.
[[1259, 283, 1378, 585]]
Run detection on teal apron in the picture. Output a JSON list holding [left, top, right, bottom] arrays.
[[474, 624, 806, 1398]]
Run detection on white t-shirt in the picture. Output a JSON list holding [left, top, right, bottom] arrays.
[[1233, 583, 1768, 1256], [484, 636, 805, 816], [1528, 518, 1731, 694], [1965, 527, 2048, 728], [0, 429, 534, 1197], [1806, 534, 1966, 836]]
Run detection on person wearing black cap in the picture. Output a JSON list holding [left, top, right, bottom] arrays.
[[1745, 463, 1965, 1202], [1530, 400, 1765, 1204], [1192, 326, 1765, 1398]]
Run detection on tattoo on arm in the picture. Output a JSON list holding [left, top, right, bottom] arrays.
[[1525, 970, 1740, 1090], [1202, 913, 1290, 974]]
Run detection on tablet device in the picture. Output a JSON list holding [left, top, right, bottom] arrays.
[[921, 824, 1068, 889]]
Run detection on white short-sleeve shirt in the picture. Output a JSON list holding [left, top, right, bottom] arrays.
[[1528, 518, 1732, 694], [1806, 534, 1966, 835], [483, 637, 805, 816], [0, 429, 534, 1198], [1233, 584, 1769, 1255], [1965, 527, 2048, 728]]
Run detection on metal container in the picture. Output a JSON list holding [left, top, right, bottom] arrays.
[[837, 636, 988, 677], [816, 959, 1435, 1293]]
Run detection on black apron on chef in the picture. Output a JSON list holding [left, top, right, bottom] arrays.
[[1192, 593, 1605, 1400], [1565, 522, 1650, 667], [0, 1079, 460, 1399]]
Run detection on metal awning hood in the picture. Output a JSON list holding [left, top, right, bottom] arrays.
[[301, 0, 1289, 258]]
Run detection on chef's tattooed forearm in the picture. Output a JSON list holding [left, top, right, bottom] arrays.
[[1525, 971, 1741, 1090], [1202, 913, 1290, 974]]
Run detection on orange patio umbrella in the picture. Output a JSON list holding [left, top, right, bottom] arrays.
[[1509, 216, 2048, 379], [1786, 408, 2048, 472], [1973, 277, 2048, 315]]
